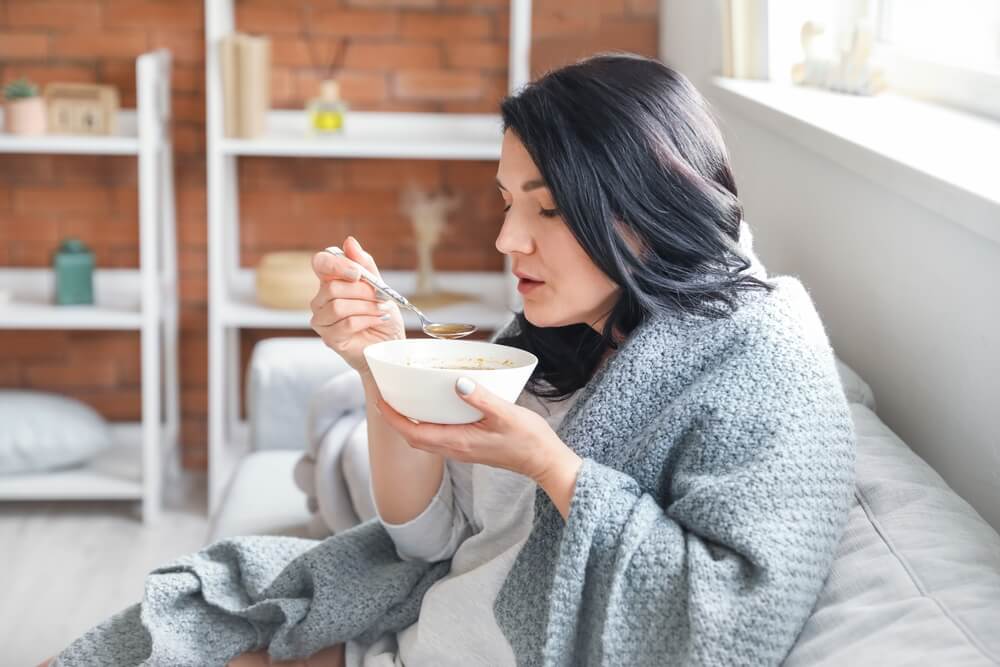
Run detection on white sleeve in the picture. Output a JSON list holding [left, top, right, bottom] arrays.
[[377, 461, 473, 563]]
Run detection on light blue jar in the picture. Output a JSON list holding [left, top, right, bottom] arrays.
[[53, 238, 95, 305]]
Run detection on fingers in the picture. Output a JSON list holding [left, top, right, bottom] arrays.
[[453, 377, 505, 421], [311, 250, 361, 282], [310, 277, 384, 312], [311, 297, 390, 328], [374, 395, 469, 455], [343, 236, 381, 279]]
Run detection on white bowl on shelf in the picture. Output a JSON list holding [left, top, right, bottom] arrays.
[[363, 338, 537, 424]]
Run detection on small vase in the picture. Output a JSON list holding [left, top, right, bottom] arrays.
[[3, 97, 46, 135]]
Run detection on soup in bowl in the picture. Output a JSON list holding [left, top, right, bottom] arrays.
[[363, 338, 538, 424]]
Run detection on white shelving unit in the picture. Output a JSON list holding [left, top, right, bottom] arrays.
[[204, 1, 532, 513], [0, 50, 179, 524]]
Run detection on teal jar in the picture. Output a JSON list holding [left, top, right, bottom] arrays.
[[53, 238, 95, 305]]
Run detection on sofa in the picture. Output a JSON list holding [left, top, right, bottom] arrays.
[[207, 337, 1000, 665]]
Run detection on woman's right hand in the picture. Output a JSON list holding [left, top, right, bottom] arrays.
[[310, 236, 405, 375]]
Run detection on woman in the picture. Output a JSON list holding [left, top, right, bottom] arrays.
[[45, 53, 854, 667]]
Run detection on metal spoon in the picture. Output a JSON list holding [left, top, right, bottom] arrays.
[[324, 246, 478, 340]]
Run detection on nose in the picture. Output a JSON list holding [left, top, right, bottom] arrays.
[[495, 210, 534, 256]]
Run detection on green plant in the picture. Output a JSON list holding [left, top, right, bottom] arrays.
[[3, 78, 39, 102]]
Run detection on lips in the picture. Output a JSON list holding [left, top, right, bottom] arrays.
[[513, 270, 543, 282]]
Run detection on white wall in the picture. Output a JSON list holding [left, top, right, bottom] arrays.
[[661, 0, 1000, 530]]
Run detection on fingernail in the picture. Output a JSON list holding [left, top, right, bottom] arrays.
[[456, 377, 475, 396], [377, 301, 393, 311], [379, 313, 391, 320]]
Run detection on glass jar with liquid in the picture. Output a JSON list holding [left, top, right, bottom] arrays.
[[308, 79, 347, 133]]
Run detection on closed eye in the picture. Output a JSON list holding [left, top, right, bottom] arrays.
[[501, 203, 561, 218]]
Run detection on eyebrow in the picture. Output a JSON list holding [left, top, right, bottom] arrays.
[[496, 177, 547, 192]]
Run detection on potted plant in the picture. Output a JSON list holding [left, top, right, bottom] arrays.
[[3, 77, 46, 135]]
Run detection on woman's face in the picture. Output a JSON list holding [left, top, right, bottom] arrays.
[[495, 130, 620, 331]]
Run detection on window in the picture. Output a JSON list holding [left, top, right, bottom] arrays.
[[876, 0, 1000, 119], [763, 0, 1000, 120]]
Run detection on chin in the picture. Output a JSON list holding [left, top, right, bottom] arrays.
[[521, 302, 565, 329]]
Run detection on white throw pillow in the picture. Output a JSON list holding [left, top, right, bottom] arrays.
[[0, 389, 112, 475]]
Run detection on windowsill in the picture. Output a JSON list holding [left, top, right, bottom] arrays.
[[706, 77, 1000, 245]]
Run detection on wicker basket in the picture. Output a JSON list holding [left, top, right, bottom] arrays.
[[255, 252, 318, 310]]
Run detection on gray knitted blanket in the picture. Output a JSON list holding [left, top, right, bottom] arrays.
[[52, 275, 855, 666]]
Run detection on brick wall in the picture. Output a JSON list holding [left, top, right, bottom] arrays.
[[0, 0, 658, 470]]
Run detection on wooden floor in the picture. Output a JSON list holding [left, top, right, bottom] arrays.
[[0, 468, 211, 666]]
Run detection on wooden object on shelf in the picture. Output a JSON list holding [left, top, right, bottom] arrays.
[[219, 32, 270, 139], [255, 251, 318, 310], [44, 82, 119, 135]]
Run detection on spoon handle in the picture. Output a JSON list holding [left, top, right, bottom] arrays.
[[323, 246, 420, 316]]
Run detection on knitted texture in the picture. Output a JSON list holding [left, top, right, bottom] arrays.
[[52, 275, 855, 667]]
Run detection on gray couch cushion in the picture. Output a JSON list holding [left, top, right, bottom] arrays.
[[206, 450, 321, 543], [247, 338, 350, 452], [785, 403, 1000, 666]]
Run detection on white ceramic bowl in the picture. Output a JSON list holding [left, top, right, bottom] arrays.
[[363, 338, 538, 424]]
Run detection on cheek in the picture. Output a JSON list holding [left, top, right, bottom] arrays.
[[530, 228, 618, 321]]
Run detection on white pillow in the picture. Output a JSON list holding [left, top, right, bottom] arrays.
[[833, 356, 877, 411], [0, 389, 112, 475]]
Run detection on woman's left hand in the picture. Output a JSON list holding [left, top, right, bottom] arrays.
[[373, 377, 583, 518]]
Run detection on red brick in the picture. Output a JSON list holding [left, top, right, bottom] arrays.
[[270, 36, 313, 67], [335, 70, 389, 105], [171, 63, 201, 93], [171, 94, 205, 124], [0, 331, 68, 362], [0, 64, 96, 87], [346, 0, 440, 7], [179, 271, 207, 304], [347, 159, 443, 190], [179, 335, 208, 385], [52, 155, 112, 185], [13, 187, 111, 215], [52, 31, 148, 59], [0, 362, 19, 384], [0, 217, 60, 243], [67, 388, 142, 420], [104, 0, 204, 29], [179, 246, 207, 273], [236, 4, 304, 34], [0, 31, 49, 59], [311, 9, 399, 37], [181, 386, 208, 416], [9, 241, 56, 265], [173, 124, 204, 153], [393, 69, 482, 100], [26, 360, 118, 389], [7, 2, 102, 30], [627, 0, 658, 18], [400, 13, 491, 39], [177, 186, 206, 221], [178, 217, 207, 248], [533, 3, 599, 39], [343, 42, 442, 70], [442, 0, 506, 7], [445, 41, 507, 70], [148, 29, 203, 64]]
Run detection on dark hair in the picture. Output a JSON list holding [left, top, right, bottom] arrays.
[[495, 52, 775, 400]]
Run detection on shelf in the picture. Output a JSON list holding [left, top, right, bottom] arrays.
[[222, 268, 514, 330], [218, 110, 503, 159], [0, 110, 140, 155], [0, 422, 146, 500], [0, 268, 144, 330]]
